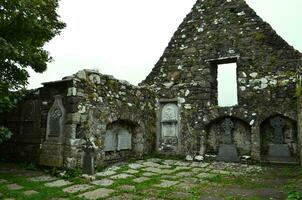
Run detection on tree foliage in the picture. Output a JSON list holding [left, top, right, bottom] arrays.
[[0, 0, 65, 113], [0, 0, 65, 142]]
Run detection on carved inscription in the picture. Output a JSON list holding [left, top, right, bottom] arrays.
[[46, 95, 65, 138], [221, 118, 234, 144]]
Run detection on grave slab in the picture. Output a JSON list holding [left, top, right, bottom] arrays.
[[7, 183, 23, 190], [63, 184, 93, 193], [91, 179, 114, 186], [78, 188, 115, 200], [45, 180, 71, 187]]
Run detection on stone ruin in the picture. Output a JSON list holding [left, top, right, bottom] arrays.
[[1, 0, 302, 169]]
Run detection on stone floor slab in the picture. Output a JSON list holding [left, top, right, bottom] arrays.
[[155, 180, 179, 188], [28, 175, 57, 182], [125, 169, 139, 174], [95, 170, 116, 177], [133, 177, 150, 183], [63, 184, 93, 194], [111, 173, 133, 179], [107, 193, 140, 200], [120, 185, 135, 191], [78, 188, 115, 200], [128, 163, 144, 169], [23, 190, 39, 196], [0, 179, 7, 184], [197, 172, 218, 179], [45, 180, 71, 187], [91, 179, 114, 186], [142, 172, 157, 177], [7, 183, 23, 190]]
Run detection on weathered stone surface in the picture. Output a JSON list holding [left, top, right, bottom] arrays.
[[125, 169, 139, 174], [91, 179, 114, 186], [133, 177, 150, 183], [107, 194, 140, 200], [78, 188, 115, 200], [120, 185, 135, 191], [95, 170, 116, 177], [63, 184, 93, 193], [128, 163, 144, 169], [7, 183, 23, 190], [0, 179, 7, 184], [45, 180, 71, 187], [111, 173, 133, 179], [29, 175, 57, 182], [23, 190, 39, 196], [155, 180, 179, 188], [142, 172, 157, 177]]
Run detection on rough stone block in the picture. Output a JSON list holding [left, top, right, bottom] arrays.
[[217, 144, 239, 162]]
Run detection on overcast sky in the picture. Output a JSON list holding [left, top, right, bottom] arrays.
[[27, 0, 302, 89]]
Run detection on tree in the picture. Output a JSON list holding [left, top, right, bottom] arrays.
[[0, 0, 65, 142]]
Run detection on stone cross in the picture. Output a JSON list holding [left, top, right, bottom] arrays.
[[270, 116, 284, 144], [221, 118, 234, 144]]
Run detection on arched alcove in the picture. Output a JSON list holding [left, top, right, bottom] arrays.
[[260, 115, 297, 162], [205, 116, 251, 157], [102, 119, 144, 162]]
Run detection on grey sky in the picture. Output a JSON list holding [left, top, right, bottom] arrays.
[[28, 0, 302, 89]]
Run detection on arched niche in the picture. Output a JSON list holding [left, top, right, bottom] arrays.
[[102, 119, 144, 159], [260, 115, 297, 161], [205, 116, 251, 156]]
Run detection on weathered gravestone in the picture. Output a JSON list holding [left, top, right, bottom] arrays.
[[217, 118, 239, 162], [82, 139, 97, 175], [104, 128, 132, 152], [39, 95, 65, 167], [267, 117, 292, 162]]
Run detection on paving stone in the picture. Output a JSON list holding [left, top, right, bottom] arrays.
[[133, 177, 150, 183], [175, 182, 197, 191], [63, 184, 93, 193], [174, 166, 192, 171], [120, 185, 135, 191], [107, 194, 140, 200], [175, 171, 194, 177], [144, 167, 174, 174], [28, 175, 57, 182], [7, 183, 23, 190], [157, 165, 172, 169], [111, 173, 133, 179], [155, 180, 179, 188], [0, 179, 7, 184], [162, 159, 177, 165], [146, 158, 163, 163], [91, 179, 114, 186], [170, 191, 192, 199], [49, 198, 69, 200], [3, 198, 15, 200], [128, 163, 144, 169], [210, 169, 232, 175], [182, 177, 199, 183], [45, 180, 71, 187], [174, 161, 191, 166], [142, 172, 157, 177], [142, 161, 160, 167], [78, 188, 115, 200], [197, 172, 218, 179], [95, 170, 116, 177], [23, 190, 39, 196], [125, 169, 139, 174]]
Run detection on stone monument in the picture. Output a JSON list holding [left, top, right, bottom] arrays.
[[267, 117, 292, 162], [217, 118, 239, 162]]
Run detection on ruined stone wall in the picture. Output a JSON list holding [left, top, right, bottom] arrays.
[[63, 70, 156, 168], [142, 0, 302, 161], [0, 70, 156, 168]]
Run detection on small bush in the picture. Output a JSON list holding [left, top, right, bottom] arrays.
[[287, 190, 302, 200], [0, 126, 13, 143]]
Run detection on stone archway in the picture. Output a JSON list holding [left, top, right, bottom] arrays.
[[260, 115, 298, 163], [102, 119, 144, 162], [205, 116, 251, 162]]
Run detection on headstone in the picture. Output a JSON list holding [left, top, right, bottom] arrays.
[[46, 95, 65, 138], [267, 117, 292, 162], [104, 130, 117, 151], [217, 118, 239, 162], [82, 139, 96, 175], [160, 103, 179, 147], [117, 129, 132, 150], [270, 116, 284, 144]]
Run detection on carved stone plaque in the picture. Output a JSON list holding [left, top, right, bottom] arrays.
[[162, 123, 177, 137], [117, 129, 132, 150], [104, 130, 117, 152], [46, 96, 65, 138], [162, 103, 178, 122]]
